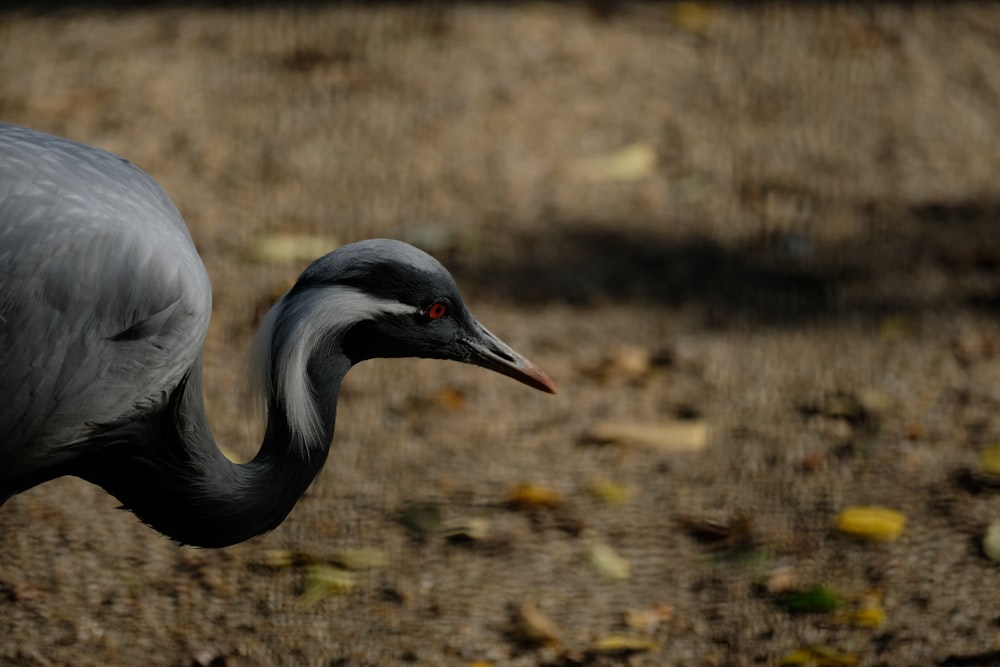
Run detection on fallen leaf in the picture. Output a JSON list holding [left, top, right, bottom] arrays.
[[585, 419, 709, 452], [569, 143, 657, 183], [329, 548, 388, 571], [509, 600, 562, 648], [398, 501, 443, 538], [587, 635, 659, 655], [299, 565, 355, 605], [673, 514, 756, 553], [506, 483, 564, 510], [258, 549, 316, 569], [584, 540, 630, 581], [983, 520, 1000, 563], [834, 506, 906, 542], [760, 565, 798, 595], [856, 388, 892, 415], [980, 444, 1000, 476], [838, 604, 885, 628], [777, 585, 843, 614], [624, 603, 674, 633], [780, 645, 856, 666], [245, 233, 339, 265], [587, 479, 634, 504], [442, 517, 492, 543]]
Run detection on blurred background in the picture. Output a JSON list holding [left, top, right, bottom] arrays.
[[2, 2, 1000, 665]]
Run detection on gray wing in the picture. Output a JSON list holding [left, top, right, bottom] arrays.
[[0, 123, 212, 466]]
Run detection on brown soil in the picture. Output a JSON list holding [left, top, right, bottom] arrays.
[[2, 4, 1000, 666]]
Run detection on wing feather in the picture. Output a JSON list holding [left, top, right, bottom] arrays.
[[0, 123, 211, 468]]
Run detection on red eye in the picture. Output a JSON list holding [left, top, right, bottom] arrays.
[[428, 302, 448, 319]]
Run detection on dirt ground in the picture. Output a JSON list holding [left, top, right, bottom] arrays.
[[2, 3, 1000, 666]]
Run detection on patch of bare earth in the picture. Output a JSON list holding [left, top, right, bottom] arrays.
[[2, 4, 1000, 666]]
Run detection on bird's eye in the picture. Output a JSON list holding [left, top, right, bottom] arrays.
[[427, 302, 448, 320]]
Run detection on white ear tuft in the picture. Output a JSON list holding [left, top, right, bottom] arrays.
[[249, 285, 417, 449]]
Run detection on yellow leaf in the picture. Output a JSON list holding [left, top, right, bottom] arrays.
[[857, 388, 892, 415], [585, 419, 709, 452], [585, 540, 630, 581], [443, 517, 492, 542], [588, 479, 634, 504], [299, 565, 355, 606], [506, 483, 564, 510], [838, 605, 885, 628], [259, 548, 313, 569], [983, 520, 1000, 563], [588, 635, 658, 654], [329, 548, 388, 570], [569, 143, 657, 183], [780, 645, 857, 666], [510, 600, 562, 648], [834, 506, 906, 542], [980, 444, 1000, 475]]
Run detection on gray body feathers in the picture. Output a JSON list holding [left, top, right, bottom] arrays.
[[0, 123, 211, 472]]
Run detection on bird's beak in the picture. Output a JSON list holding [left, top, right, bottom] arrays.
[[464, 321, 557, 394]]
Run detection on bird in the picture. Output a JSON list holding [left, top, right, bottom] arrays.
[[0, 122, 556, 548]]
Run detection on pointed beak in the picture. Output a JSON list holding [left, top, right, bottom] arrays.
[[463, 321, 557, 394]]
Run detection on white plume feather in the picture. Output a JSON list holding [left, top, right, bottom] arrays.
[[250, 285, 417, 448]]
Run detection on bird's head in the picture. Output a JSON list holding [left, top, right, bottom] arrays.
[[253, 239, 555, 445], [314, 239, 555, 393]]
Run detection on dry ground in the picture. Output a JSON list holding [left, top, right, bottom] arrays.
[[2, 3, 1000, 666]]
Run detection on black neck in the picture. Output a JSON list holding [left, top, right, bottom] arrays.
[[79, 354, 350, 548]]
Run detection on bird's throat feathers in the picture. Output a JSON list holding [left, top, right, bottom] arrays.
[[250, 284, 417, 449]]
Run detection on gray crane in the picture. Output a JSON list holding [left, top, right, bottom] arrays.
[[0, 122, 555, 548]]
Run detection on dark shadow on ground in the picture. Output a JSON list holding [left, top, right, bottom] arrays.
[[447, 198, 1000, 327], [452, 225, 838, 322]]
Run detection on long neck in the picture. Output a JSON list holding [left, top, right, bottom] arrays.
[[80, 353, 351, 548]]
